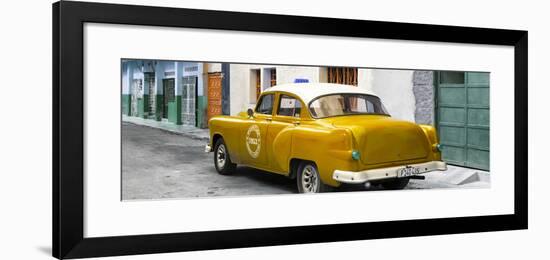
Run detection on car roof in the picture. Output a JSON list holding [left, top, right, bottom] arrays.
[[262, 83, 378, 104]]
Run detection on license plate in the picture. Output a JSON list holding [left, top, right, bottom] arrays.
[[397, 166, 421, 178]]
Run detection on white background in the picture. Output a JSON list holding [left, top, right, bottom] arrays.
[[85, 23, 514, 237], [0, 0, 546, 259]]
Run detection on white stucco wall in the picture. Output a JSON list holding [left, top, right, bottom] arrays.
[[207, 63, 222, 73], [229, 65, 325, 115], [153, 61, 163, 95], [228, 65, 417, 119], [121, 60, 144, 96], [121, 61, 130, 95], [357, 68, 369, 90], [273, 66, 322, 85], [364, 69, 416, 122], [228, 64, 253, 115]]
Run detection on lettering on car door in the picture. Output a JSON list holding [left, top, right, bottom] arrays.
[[242, 93, 273, 166]]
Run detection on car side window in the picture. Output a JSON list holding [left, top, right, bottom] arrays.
[[255, 94, 274, 115], [277, 94, 302, 117]]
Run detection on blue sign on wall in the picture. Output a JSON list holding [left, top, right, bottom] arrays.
[[294, 78, 309, 83]]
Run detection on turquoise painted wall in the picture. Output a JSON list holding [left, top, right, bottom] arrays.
[[155, 94, 163, 121], [168, 95, 182, 125], [137, 94, 150, 118], [197, 96, 208, 128], [121, 94, 131, 116]]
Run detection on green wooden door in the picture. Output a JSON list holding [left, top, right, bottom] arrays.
[[436, 72, 490, 170], [162, 78, 175, 119]]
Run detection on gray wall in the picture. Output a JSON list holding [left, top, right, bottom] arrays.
[[412, 71, 435, 125]]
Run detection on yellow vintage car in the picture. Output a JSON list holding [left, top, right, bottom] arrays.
[[206, 83, 447, 193]]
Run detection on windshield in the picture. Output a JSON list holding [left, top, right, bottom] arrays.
[[309, 93, 389, 118]]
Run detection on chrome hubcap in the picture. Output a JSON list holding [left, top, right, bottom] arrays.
[[216, 144, 226, 169], [301, 165, 318, 193]]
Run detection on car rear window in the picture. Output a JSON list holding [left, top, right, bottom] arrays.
[[309, 93, 389, 118]]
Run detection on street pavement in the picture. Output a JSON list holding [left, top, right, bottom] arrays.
[[122, 122, 489, 200]]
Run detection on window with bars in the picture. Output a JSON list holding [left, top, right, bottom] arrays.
[[255, 70, 261, 100], [270, 68, 277, 87], [327, 67, 358, 86]]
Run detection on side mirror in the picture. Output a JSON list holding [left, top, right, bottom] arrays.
[[247, 108, 254, 118]]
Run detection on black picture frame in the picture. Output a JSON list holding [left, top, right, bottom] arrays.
[[53, 1, 528, 259]]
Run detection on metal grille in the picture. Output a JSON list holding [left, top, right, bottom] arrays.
[[270, 69, 277, 86], [181, 76, 197, 126], [131, 79, 142, 117], [327, 67, 358, 86], [255, 70, 261, 100], [144, 72, 155, 118]]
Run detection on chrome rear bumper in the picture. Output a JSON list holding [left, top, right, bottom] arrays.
[[333, 161, 447, 184]]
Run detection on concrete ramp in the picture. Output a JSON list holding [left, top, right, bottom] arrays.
[[440, 165, 490, 185]]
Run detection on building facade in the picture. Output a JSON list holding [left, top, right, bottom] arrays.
[[122, 60, 210, 128], [122, 60, 489, 171]]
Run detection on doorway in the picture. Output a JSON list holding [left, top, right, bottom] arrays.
[[162, 78, 175, 119], [207, 73, 223, 124], [182, 76, 198, 126], [144, 72, 155, 118], [436, 72, 490, 170]]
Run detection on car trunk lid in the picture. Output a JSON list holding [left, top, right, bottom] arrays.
[[329, 115, 430, 165]]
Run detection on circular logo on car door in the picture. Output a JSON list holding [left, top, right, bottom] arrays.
[[246, 124, 261, 158]]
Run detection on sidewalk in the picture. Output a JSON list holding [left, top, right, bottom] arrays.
[[408, 165, 490, 189], [122, 115, 209, 141]]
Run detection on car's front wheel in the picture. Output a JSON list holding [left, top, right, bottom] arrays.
[[296, 161, 332, 193], [213, 138, 236, 175]]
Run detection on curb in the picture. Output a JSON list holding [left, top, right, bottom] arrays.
[[122, 121, 210, 142]]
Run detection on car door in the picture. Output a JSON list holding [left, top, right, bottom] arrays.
[[267, 93, 303, 173], [240, 93, 274, 167]]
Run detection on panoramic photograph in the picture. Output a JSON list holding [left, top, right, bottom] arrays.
[[121, 59, 490, 200]]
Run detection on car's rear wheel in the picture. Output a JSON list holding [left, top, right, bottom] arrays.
[[214, 138, 236, 175], [296, 161, 332, 193], [381, 178, 410, 190]]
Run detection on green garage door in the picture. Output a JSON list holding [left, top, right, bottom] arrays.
[[436, 72, 490, 171]]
